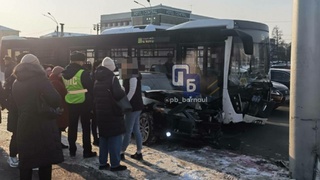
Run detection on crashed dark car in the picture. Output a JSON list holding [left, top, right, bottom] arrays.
[[271, 81, 289, 109], [139, 72, 222, 145], [270, 68, 291, 89]]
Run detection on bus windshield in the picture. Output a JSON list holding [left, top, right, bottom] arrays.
[[229, 31, 269, 86]]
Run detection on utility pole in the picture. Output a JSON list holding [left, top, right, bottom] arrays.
[[290, 0, 320, 179], [93, 23, 100, 35], [275, 28, 279, 60]]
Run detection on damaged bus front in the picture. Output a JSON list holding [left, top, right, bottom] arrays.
[[221, 21, 275, 124]]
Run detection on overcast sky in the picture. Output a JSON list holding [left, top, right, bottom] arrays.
[[0, 0, 292, 42]]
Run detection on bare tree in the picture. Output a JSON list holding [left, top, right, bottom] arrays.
[[272, 26, 284, 46], [271, 26, 290, 62]]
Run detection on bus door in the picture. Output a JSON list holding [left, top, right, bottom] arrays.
[[179, 44, 224, 100]]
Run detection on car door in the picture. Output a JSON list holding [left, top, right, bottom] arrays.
[[271, 70, 290, 88]]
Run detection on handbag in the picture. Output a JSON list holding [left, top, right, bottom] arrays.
[[113, 94, 133, 113], [37, 94, 63, 119], [109, 76, 132, 113]]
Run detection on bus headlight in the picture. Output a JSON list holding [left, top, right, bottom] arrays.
[[166, 131, 171, 137]]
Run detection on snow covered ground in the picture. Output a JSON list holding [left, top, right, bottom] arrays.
[[59, 131, 290, 180], [0, 110, 290, 179]]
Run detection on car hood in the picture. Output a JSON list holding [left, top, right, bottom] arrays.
[[144, 89, 184, 94], [272, 81, 288, 91], [142, 89, 202, 111]]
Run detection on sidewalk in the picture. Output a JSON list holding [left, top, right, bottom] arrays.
[[0, 148, 116, 180], [0, 110, 120, 180], [0, 111, 291, 180]]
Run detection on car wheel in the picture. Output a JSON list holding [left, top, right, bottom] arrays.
[[273, 103, 280, 110], [139, 112, 157, 145], [273, 97, 285, 109]]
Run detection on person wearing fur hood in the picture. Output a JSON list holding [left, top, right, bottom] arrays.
[[12, 54, 64, 179]]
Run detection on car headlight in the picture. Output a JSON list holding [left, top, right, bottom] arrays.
[[271, 89, 282, 96]]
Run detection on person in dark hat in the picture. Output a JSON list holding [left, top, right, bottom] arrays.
[[61, 51, 96, 158], [3, 55, 17, 80]]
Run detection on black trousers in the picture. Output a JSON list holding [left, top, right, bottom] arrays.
[[91, 112, 99, 142], [20, 165, 52, 180], [9, 132, 18, 157], [68, 103, 92, 154]]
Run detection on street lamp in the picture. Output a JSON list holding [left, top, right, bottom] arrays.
[[134, 0, 153, 24], [134, 0, 146, 8], [43, 12, 59, 37]]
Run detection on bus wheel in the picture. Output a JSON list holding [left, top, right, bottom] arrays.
[[139, 112, 157, 146]]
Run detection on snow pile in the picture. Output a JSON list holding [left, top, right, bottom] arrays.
[[170, 146, 290, 179], [60, 137, 290, 180]]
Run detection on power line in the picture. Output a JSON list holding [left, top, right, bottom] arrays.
[[67, 26, 92, 29], [22, 28, 53, 36], [263, 20, 292, 23]]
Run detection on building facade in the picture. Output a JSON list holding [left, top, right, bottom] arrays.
[[100, 4, 213, 32], [0, 25, 19, 40]]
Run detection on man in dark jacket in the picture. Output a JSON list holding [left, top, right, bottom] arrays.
[[94, 57, 127, 171], [62, 51, 96, 158], [12, 54, 64, 179], [3, 55, 17, 80], [83, 62, 99, 146], [3, 74, 19, 168], [2, 55, 19, 168]]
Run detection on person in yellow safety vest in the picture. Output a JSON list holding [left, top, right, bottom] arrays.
[[62, 51, 97, 158]]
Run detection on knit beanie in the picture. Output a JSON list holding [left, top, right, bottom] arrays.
[[20, 54, 40, 64], [70, 51, 86, 62], [102, 57, 116, 71], [52, 66, 64, 75]]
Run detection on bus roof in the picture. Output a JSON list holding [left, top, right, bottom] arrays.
[[1, 36, 27, 41], [101, 24, 170, 34], [167, 19, 234, 30]]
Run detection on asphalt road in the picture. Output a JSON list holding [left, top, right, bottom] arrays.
[[221, 105, 289, 161], [147, 104, 290, 162]]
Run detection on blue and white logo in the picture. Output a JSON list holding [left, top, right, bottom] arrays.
[[172, 64, 200, 97]]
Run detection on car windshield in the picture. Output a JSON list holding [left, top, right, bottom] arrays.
[[141, 73, 174, 91]]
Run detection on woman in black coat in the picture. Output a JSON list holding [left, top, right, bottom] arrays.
[[12, 54, 64, 180], [93, 57, 127, 171]]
